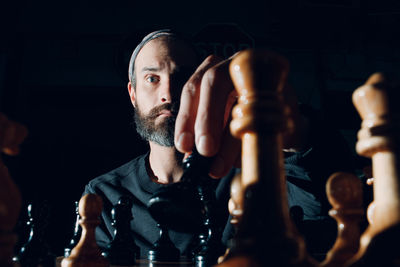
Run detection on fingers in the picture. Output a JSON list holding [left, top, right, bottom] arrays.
[[175, 54, 240, 178], [208, 92, 241, 178], [209, 126, 241, 178], [175, 55, 223, 154], [193, 59, 235, 156]]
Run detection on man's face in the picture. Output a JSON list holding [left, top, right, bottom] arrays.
[[129, 37, 197, 146]]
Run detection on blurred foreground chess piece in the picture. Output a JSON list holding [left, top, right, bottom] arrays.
[[0, 113, 27, 267], [320, 172, 363, 267], [103, 196, 139, 265], [61, 194, 109, 267], [347, 73, 400, 266], [218, 173, 243, 264], [218, 49, 316, 267]]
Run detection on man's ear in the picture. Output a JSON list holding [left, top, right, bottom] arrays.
[[127, 81, 136, 108]]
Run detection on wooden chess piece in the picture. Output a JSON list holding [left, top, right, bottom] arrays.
[[218, 173, 243, 264], [228, 173, 244, 227], [61, 193, 109, 267], [0, 113, 27, 267], [218, 49, 316, 267], [320, 172, 363, 267], [346, 73, 400, 266]]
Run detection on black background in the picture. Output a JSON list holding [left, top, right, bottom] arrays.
[[1, 0, 400, 256]]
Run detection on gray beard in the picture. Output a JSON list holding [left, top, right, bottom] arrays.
[[133, 103, 177, 147]]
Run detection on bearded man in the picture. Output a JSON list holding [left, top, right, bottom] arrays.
[[83, 29, 236, 259]]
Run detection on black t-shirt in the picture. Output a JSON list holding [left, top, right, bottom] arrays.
[[84, 117, 355, 258], [84, 153, 235, 258]]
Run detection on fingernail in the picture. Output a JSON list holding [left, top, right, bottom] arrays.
[[197, 134, 214, 156], [176, 132, 194, 152], [210, 156, 225, 178]]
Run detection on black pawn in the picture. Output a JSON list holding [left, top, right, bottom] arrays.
[[192, 186, 225, 267], [64, 201, 81, 258], [103, 196, 139, 265], [14, 202, 55, 267], [148, 223, 180, 262]]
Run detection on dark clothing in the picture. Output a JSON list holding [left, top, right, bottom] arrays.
[[285, 106, 356, 255], [84, 112, 355, 258], [285, 122, 355, 221], [84, 153, 235, 258]]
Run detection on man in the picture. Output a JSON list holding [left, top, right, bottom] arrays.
[[84, 30, 236, 258], [84, 29, 356, 259]]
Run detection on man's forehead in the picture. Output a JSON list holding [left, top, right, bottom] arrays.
[[135, 37, 197, 72], [128, 30, 198, 81]]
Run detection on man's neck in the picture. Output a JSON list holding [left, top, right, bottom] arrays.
[[147, 142, 184, 184]]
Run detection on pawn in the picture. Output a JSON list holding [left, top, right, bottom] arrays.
[[61, 194, 109, 267], [14, 201, 55, 267], [64, 201, 81, 258], [148, 223, 180, 262], [321, 172, 364, 267], [218, 173, 242, 264], [103, 196, 139, 265]]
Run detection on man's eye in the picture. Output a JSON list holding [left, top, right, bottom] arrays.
[[146, 76, 159, 83]]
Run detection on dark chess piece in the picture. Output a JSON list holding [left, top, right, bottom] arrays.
[[64, 201, 81, 258], [14, 202, 55, 267], [148, 149, 225, 266], [147, 149, 208, 233], [148, 223, 180, 262], [102, 196, 139, 266], [192, 184, 225, 267]]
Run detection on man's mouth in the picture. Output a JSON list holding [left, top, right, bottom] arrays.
[[158, 110, 174, 117]]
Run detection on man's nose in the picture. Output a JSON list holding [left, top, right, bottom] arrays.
[[160, 79, 181, 103], [160, 83, 172, 103]]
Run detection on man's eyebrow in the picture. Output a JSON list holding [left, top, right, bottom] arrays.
[[141, 66, 160, 72]]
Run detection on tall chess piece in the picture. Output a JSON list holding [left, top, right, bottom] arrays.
[[14, 202, 55, 267], [0, 113, 27, 267], [320, 172, 363, 267], [64, 201, 81, 258], [61, 193, 109, 267], [347, 73, 400, 266], [218, 49, 316, 267], [148, 148, 224, 264], [182, 150, 225, 266], [103, 196, 139, 265]]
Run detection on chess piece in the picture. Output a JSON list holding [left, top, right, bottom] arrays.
[[192, 184, 225, 267], [228, 173, 244, 227], [61, 193, 109, 267], [218, 173, 243, 264], [320, 172, 363, 267], [347, 73, 400, 266], [218, 49, 316, 267], [14, 202, 55, 267], [103, 196, 139, 265], [0, 113, 27, 267], [147, 149, 212, 233], [148, 149, 225, 265], [148, 223, 180, 262], [64, 201, 81, 258]]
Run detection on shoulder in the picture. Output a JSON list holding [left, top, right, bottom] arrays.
[[84, 153, 148, 194]]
